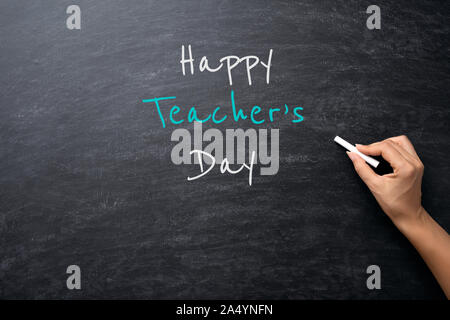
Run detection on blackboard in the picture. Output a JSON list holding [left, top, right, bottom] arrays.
[[0, 0, 449, 299]]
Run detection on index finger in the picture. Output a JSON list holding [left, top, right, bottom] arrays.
[[356, 140, 406, 170], [387, 135, 419, 158]]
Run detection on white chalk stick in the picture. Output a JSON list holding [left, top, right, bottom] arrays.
[[334, 136, 379, 168]]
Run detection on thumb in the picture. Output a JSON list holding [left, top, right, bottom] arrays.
[[347, 152, 380, 188]]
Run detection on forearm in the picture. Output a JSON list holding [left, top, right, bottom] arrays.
[[397, 208, 450, 299]]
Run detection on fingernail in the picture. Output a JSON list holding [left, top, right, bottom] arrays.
[[355, 144, 363, 147]]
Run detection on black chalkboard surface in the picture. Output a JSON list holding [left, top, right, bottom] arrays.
[[0, 0, 449, 299]]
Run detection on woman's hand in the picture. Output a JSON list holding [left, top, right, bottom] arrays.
[[347, 135, 425, 231]]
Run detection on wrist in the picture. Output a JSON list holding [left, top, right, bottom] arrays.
[[395, 206, 430, 237]]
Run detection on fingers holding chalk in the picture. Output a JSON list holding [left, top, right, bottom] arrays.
[[355, 141, 404, 170], [334, 136, 380, 168]]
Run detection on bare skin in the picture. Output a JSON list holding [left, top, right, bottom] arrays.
[[347, 135, 450, 299]]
